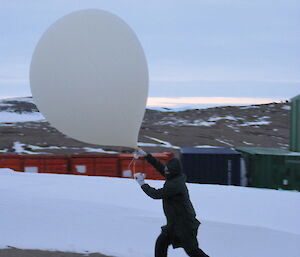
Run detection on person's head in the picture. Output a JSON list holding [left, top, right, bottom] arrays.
[[164, 158, 182, 179]]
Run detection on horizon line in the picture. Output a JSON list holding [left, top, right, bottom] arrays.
[[146, 96, 287, 108]]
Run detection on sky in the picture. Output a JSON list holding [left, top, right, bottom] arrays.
[[1, 0, 300, 108]]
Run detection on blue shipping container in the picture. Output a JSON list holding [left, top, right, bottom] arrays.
[[180, 147, 242, 185]]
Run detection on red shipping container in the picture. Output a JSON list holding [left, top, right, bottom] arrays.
[[0, 152, 174, 179], [43, 159, 68, 174], [71, 156, 95, 176], [22, 155, 69, 174], [94, 157, 119, 177], [0, 155, 22, 171], [22, 156, 44, 173], [71, 154, 120, 177], [41, 156, 69, 174]]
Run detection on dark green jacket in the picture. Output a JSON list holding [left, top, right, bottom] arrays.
[[141, 154, 200, 251]]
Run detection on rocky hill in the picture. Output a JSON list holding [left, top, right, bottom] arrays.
[[0, 97, 290, 155]]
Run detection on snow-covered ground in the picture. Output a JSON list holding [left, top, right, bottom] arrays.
[[0, 169, 299, 257], [0, 142, 118, 154], [155, 114, 272, 128]]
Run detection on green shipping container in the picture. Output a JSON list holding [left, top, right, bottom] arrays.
[[290, 94, 300, 152], [235, 147, 300, 191]]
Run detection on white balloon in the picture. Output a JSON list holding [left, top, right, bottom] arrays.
[[30, 9, 148, 148]]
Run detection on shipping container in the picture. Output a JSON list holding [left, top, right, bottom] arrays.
[[71, 154, 120, 177], [42, 157, 69, 174], [290, 94, 300, 152], [180, 147, 242, 185], [0, 152, 175, 179], [235, 147, 300, 190], [22, 155, 69, 174], [71, 156, 97, 176], [94, 156, 120, 177], [0, 155, 21, 171]]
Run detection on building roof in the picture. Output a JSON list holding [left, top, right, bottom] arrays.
[[235, 147, 300, 156], [181, 147, 240, 155]]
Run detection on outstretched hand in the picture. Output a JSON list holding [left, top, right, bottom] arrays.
[[134, 172, 146, 186], [134, 148, 147, 159]]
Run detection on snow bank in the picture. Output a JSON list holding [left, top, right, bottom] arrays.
[[0, 171, 299, 257], [0, 168, 15, 173]]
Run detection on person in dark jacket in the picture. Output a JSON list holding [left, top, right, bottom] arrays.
[[134, 148, 210, 257]]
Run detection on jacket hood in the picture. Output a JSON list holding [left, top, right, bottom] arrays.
[[165, 158, 182, 179]]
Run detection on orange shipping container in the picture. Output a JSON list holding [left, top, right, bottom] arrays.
[[71, 157, 95, 176], [22, 155, 69, 174], [0, 155, 21, 171], [94, 157, 119, 177], [71, 154, 120, 177], [0, 152, 175, 179]]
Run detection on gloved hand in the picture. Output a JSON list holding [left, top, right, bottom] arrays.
[[134, 173, 145, 186], [134, 148, 147, 159]]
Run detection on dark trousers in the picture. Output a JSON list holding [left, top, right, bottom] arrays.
[[155, 233, 209, 257]]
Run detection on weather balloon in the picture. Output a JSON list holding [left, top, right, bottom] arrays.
[[30, 9, 148, 148]]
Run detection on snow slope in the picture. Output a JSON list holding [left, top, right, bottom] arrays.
[[0, 97, 45, 123], [0, 111, 44, 123], [0, 170, 299, 257]]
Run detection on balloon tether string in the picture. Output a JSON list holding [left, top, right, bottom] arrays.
[[128, 157, 136, 179]]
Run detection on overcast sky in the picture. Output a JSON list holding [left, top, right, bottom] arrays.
[[1, 0, 299, 107]]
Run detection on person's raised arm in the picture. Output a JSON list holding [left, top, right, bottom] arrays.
[[135, 148, 166, 177]]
